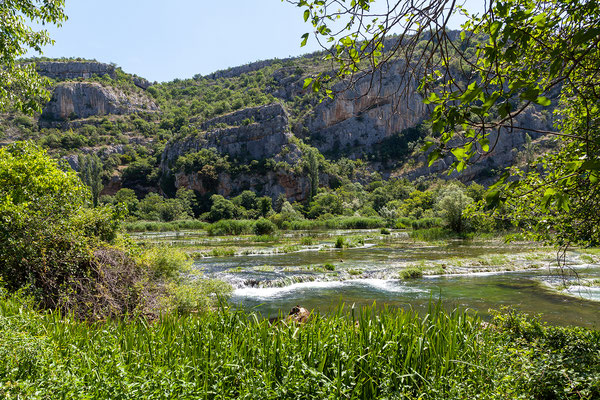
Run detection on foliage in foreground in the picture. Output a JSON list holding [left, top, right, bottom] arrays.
[[0, 298, 598, 399], [0, 142, 230, 319]]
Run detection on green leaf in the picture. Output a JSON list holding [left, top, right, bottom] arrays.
[[428, 149, 442, 166], [301, 33, 309, 47], [482, 92, 501, 111], [485, 190, 502, 209], [451, 147, 465, 159], [303, 77, 313, 89], [480, 138, 490, 152], [422, 141, 435, 152], [520, 87, 540, 102], [303, 9, 310, 22], [534, 96, 551, 106], [489, 21, 502, 41], [582, 160, 600, 171]]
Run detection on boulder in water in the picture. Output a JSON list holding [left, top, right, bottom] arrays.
[[287, 305, 310, 323]]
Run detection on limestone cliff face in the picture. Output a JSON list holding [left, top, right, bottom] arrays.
[[36, 61, 117, 80], [174, 170, 311, 202], [41, 82, 158, 121], [161, 103, 310, 201], [400, 105, 554, 183], [304, 61, 428, 154], [36, 61, 152, 89], [163, 104, 300, 167]]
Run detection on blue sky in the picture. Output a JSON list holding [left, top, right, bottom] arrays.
[[31, 0, 484, 83]]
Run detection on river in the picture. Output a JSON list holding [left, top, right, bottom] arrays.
[[135, 229, 600, 327]]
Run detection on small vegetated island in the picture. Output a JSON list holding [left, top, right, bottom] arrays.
[[0, 0, 599, 398]]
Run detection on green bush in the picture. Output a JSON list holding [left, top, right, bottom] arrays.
[[323, 263, 335, 271], [206, 219, 255, 236], [396, 217, 415, 228], [399, 266, 423, 279], [165, 278, 233, 314], [0, 142, 123, 310], [139, 246, 192, 280], [253, 218, 277, 235], [335, 237, 346, 248], [411, 217, 444, 230], [301, 236, 315, 245]]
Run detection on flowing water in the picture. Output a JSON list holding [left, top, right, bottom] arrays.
[[135, 229, 600, 327]]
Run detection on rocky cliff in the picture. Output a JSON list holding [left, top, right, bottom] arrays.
[[36, 61, 152, 89], [161, 103, 310, 201], [400, 105, 554, 183], [163, 103, 299, 167], [303, 61, 428, 155], [41, 82, 158, 121], [36, 61, 117, 80], [173, 169, 312, 203]]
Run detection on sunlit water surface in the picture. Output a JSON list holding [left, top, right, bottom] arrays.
[[136, 230, 600, 327]]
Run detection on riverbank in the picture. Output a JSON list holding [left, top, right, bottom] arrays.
[[0, 294, 598, 399]]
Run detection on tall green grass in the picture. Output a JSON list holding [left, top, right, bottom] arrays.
[[288, 216, 386, 230], [206, 219, 256, 236], [124, 219, 208, 232], [0, 300, 501, 399], [1, 296, 597, 399], [411, 217, 444, 230]]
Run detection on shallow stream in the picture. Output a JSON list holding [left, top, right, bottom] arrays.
[[135, 229, 600, 327]]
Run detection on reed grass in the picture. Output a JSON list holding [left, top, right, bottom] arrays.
[[289, 216, 386, 230], [124, 220, 208, 232], [0, 296, 598, 399]]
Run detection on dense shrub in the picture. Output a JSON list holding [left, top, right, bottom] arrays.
[[399, 266, 423, 279], [208, 195, 240, 221], [0, 142, 118, 309], [411, 217, 444, 230], [253, 218, 277, 235], [2, 302, 595, 399], [206, 219, 255, 236], [395, 217, 415, 228], [0, 142, 230, 319]]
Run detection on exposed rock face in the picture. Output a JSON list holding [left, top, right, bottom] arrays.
[[161, 103, 311, 201], [132, 76, 152, 90], [36, 61, 153, 90], [305, 61, 428, 155], [164, 103, 299, 167], [200, 103, 297, 161], [36, 61, 117, 80], [204, 58, 297, 80], [41, 82, 158, 121], [400, 105, 554, 183], [174, 169, 311, 202]]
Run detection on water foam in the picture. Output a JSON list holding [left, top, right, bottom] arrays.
[[233, 279, 424, 299]]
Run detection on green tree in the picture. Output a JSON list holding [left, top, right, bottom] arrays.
[[0, 142, 120, 306], [435, 184, 473, 233], [258, 196, 273, 217], [233, 190, 258, 212], [114, 188, 139, 216], [293, 0, 600, 246], [0, 1, 67, 114], [209, 194, 238, 221], [136, 193, 164, 221], [307, 192, 344, 218], [306, 148, 320, 200], [78, 154, 103, 207], [176, 187, 197, 217], [274, 193, 287, 213]]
